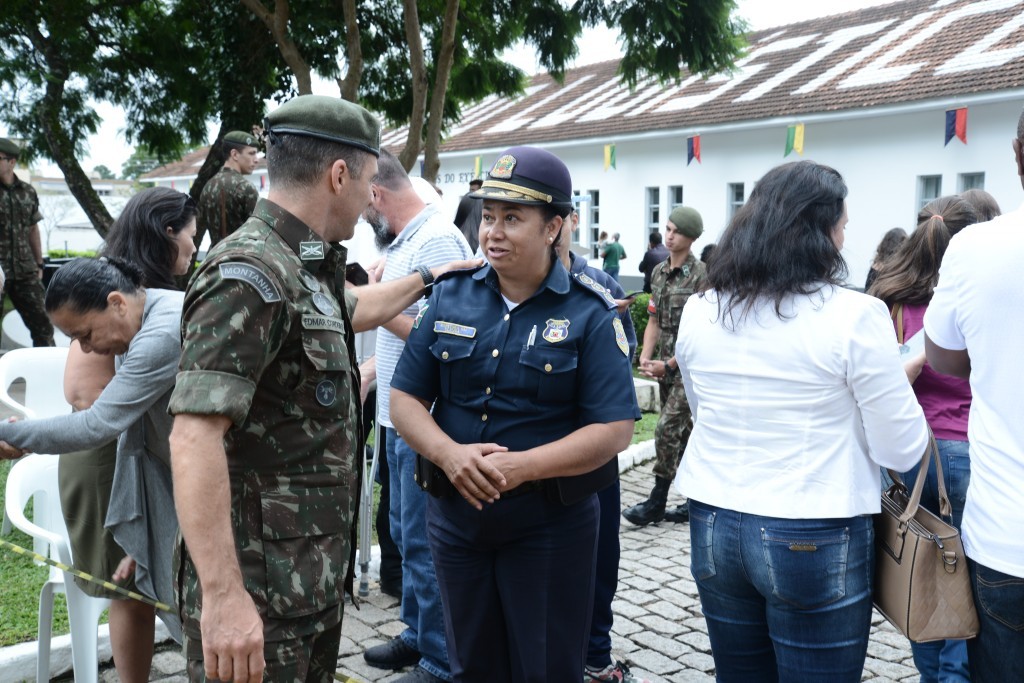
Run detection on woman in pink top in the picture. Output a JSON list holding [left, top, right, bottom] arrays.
[[869, 194, 977, 683]]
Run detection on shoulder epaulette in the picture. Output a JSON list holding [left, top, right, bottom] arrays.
[[571, 272, 617, 309], [434, 262, 486, 285]]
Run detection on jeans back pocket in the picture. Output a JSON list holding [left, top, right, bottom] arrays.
[[761, 525, 850, 609], [690, 506, 717, 581]]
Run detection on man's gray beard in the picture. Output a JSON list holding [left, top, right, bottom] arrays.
[[369, 214, 396, 251]]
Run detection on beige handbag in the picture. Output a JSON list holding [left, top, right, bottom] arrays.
[[873, 437, 979, 642]]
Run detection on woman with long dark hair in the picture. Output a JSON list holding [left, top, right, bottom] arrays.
[[868, 195, 978, 683], [674, 161, 929, 681], [864, 226, 907, 290]]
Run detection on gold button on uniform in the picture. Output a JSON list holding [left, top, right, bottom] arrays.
[[503, 314, 510, 321], [485, 387, 492, 395], [481, 414, 488, 422], [492, 349, 499, 357], [544, 363, 552, 373], [442, 351, 449, 360]]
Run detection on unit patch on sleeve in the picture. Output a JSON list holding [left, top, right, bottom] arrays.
[[612, 318, 629, 356], [219, 262, 281, 303]]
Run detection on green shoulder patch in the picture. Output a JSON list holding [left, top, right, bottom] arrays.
[[219, 262, 281, 302]]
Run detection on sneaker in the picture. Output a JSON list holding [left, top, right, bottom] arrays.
[[584, 660, 650, 682]]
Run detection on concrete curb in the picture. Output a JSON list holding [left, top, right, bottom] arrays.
[[0, 440, 656, 682]]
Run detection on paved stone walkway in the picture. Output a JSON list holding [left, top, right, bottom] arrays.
[[88, 463, 920, 683]]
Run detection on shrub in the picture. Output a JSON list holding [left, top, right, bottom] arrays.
[[630, 293, 651, 359]]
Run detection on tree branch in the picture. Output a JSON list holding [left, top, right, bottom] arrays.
[[398, 0, 428, 171], [337, 0, 363, 101], [422, 0, 460, 183], [240, 0, 313, 95]]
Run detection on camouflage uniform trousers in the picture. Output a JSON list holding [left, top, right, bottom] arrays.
[[185, 620, 342, 683], [652, 370, 693, 481], [2, 275, 54, 346]]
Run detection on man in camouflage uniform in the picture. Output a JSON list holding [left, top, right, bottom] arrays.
[[623, 206, 706, 527], [197, 130, 260, 249], [168, 96, 477, 683], [0, 138, 54, 346]]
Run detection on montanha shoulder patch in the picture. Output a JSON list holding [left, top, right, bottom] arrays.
[[219, 262, 281, 302]]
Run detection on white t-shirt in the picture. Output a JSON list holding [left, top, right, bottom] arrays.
[[924, 204, 1024, 578], [674, 286, 928, 519]]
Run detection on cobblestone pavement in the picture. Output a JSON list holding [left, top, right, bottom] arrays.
[[100, 462, 920, 683]]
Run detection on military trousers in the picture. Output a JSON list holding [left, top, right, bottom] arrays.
[[186, 620, 342, 683], [652, 372, 693, 481], [3, 275, 54, 346]]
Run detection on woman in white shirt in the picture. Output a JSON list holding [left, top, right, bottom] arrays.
[[674, 161, 929, 682]]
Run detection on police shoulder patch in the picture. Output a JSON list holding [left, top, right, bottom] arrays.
[[219, 262, 281, 302], [612, 318, 629, 357]]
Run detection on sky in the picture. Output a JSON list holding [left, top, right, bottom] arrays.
[[9, 0, 897, 178]]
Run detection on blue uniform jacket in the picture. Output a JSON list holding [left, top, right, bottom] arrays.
[[391, 258, 640, 454], [569, 252, 637, 361]]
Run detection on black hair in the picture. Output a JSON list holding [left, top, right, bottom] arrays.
[[649, 232, 663, 246], [372, 149, 411, 191], [707, 160, 848, 326], [102, 187, 196, 289], [700, 243, 716, 265], [959, 188, 1001, 222], [45, 257, 144, 314], [267, 133, 371, 191], [541, 203, 571, 253]]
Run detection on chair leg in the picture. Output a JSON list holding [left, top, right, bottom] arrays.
[[37, 582, 56, 683], [64, 576, 107, 683]]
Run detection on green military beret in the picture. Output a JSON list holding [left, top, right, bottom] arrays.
[[264, 95, 380, 157], [669, 206, 704, 239], [0, 138, 21, 158], [222, 131, 258, 148]]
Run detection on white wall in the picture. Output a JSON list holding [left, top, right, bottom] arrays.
[[431, 98, 1024, 289]]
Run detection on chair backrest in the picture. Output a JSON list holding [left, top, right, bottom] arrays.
[[0, 347, 73, 419], [4, 453, 71, 579]]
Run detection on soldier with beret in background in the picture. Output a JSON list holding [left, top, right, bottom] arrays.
[[197, 130, 260, 249], [0, 137, 54, 346], [623, 206, 706, 527], [167, 95, 478, 683], [389, 146, 640, 682]]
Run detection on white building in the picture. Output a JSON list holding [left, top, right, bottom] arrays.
[[390, 0, 1024, 289]]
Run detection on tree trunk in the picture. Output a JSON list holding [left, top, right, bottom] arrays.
[[398, 0, 428, 172], [241, 0, 314, 95], [422, 0, 461, 184], [337, 0, 363, 101]]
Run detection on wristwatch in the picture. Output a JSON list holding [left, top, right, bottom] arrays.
[[415, 265, 435, 289]]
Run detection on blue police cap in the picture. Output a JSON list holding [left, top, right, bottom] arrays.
[[471, 146, 572, 208]]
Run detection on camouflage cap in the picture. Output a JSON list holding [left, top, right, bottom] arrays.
[[223, 131, 258, 148], [668, 206, 703, 239], [0, 138, 21, 158], [264, 95, 380, 157], [471, 146, 572, 208]]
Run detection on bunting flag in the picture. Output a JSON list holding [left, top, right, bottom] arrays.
[[260, 174, 266, 189], [604, 144, 616, 171], [473, 156, 482, 179], [687, 135, 701, 165], [170, 180, 175, 189], [784, 124, 805, 157], [945, 108, 968, 146]]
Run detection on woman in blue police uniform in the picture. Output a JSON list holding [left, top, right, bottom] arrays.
[[390, 146, 640, 683]]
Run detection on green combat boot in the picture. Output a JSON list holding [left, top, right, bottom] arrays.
[[622, 477, 670, 526]]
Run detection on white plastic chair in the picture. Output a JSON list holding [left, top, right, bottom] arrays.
[[5, 453, 110, 683], [0, 347, 73, 550]]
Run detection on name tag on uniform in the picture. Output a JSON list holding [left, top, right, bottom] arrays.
[[434, 321, 476, 338], [302, 315, 345, 334]]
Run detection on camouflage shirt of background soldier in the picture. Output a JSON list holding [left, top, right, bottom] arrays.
[[0, 172, 44, 279], [197, 167, 259, 245], [647, 252, 707, 374], [169, 198, 361, 647]]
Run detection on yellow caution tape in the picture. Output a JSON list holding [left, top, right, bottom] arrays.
[[334, 676, 366, 683], [0, 536, 172, 612]]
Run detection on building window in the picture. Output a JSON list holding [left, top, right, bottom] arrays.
[[646, 187, 660, 236], [917, 175, 942, 211], [727, 183, 745, 220], [571, 190, 582, 244], [668, 185, 683, 211], [588, 190, 601, 257], [958, 172, 984, 192]]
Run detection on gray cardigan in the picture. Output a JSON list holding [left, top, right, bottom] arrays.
[[0, 288, 184, 641]]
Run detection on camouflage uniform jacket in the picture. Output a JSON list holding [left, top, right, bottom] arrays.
[[0, 173, 43, 278], [197, 166, 259, 245], [169, 198, 361, 644], [647, 252, 707, 362]]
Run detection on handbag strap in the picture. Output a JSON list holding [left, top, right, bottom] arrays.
[[887, 431, 953, 523], [890, 303, 905, 345]]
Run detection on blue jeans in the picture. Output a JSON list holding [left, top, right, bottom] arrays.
[[901, 439, 971, 683], [689, 500, 874, 682], [967, 560, 1024, 683], [386, 428, 451, 680], [603, 266, 620, 282]]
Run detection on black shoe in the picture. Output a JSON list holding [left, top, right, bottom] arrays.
[[379, 579, 403, 600], [664, 501, 690, 524], [363, 636, 420, 670], [393, 666, 448, 682], [622, 477, 670, 526]]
